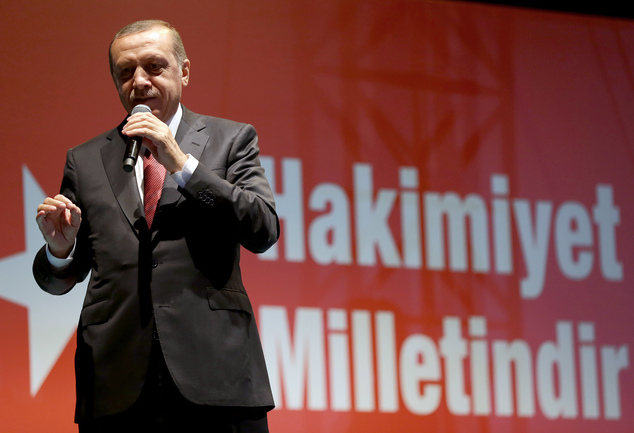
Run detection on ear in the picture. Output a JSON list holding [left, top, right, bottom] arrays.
[[181, 59, 190, 87]]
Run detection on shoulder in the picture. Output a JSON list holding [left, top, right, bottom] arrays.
[[181, 106, 253, 137], [69, 126, 121, 156]]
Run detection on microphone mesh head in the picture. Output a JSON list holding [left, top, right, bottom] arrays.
[[131, 104, 152, 115]]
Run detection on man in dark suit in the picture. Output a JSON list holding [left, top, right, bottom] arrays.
[[33, 20, 278, 432]]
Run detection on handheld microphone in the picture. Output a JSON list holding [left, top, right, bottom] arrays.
[[122, 104, 152, 172]]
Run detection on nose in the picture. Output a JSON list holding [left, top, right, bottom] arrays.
[[133, 66, 151, 89]]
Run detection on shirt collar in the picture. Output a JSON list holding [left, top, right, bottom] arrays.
[[165, 103, 183, 138]]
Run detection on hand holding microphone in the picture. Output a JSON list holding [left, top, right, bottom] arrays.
[[122, 104, 152, 172], [122, 105, 188, 174]]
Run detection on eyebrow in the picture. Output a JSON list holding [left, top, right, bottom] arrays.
[[116, 52, 169, 66]]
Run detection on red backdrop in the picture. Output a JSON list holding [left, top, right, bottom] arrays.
[[1, 1, 632, 432]]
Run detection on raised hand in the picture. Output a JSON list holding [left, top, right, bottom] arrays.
[[35, 194, 82, 258]]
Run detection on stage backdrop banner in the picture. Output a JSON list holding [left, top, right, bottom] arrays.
[[0, 1, 632, 432]]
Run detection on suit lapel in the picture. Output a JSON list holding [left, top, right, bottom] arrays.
[[153, 107, 210, 233], [157, 107, 209, 204], [175, 106, 210, 164], [101, 107, 210, 236], [101, 126, 145, 236]]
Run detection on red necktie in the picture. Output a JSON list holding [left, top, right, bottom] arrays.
[[143, 152, 166, 228]]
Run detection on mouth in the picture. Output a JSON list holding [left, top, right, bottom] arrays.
[[132, 97, 157, 105]]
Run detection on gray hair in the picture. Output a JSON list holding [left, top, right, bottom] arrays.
[[109, 20, 187, 77]]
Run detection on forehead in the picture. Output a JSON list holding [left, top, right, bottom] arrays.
[[111, 28, 175, 65]]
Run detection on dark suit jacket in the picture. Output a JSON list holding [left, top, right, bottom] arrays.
[[33, 107, 279, 421]]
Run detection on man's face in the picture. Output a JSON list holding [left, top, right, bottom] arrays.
[[110, 28, 189, 122]]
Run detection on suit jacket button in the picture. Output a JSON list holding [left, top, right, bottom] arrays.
[[151, 259, 159, 268]]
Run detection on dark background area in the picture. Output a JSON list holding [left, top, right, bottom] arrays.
[[476, 1, 634, 20]]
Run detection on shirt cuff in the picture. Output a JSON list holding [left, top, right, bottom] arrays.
[[46, 242, 75, 271], [171, 154, 199, 188]]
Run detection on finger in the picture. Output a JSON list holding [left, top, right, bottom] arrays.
[[38, 196, 79, 223], [37, 203, 60, 214], [63, 200, 80, 214], [36, 210, 57, 237], [36, 210, 49, 226], [42, 197, 65, 208], [53, 194, 74, 205], [41, 196, 74, 214], [38, 206, 65, 222], [129, 111, 158, 121], [68, 206, 82, 226], [123, 113, 160, 132]]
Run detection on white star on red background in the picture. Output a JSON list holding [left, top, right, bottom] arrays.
[[0, 166, 86, 396]]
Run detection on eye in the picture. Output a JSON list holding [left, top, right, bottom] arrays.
[[118, 67, 134, 80], [147, 63, 164, 74]]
